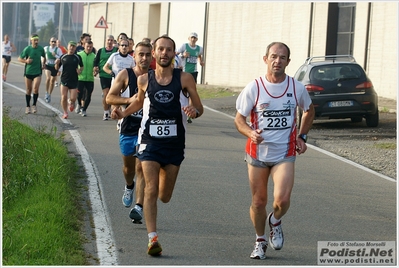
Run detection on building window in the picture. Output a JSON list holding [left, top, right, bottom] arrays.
[[336, 3, 356, 55]]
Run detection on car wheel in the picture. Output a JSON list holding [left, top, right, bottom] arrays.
[[351, 116, 362, 123], [366, 110, 379, 127]]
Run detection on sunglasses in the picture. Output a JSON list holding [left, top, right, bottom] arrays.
[[51, 41, 56, 43], [120, 44, 128, 47]]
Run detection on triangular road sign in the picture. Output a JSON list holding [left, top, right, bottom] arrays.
[[95, 16, 108, 29]]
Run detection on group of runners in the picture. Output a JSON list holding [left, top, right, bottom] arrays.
[[5, 32, 315, 260]]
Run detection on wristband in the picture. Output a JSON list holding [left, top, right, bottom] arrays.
[[195, 109, 200, 119]]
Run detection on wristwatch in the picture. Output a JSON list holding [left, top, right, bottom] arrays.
[[298, 134, 307, 143]]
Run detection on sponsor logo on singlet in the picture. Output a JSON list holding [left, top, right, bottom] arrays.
[[154, 90, 174, 103]]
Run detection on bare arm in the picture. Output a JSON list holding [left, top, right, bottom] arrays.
[[198, 54, 205, 67], [18, 56, 27, 64], [298, 103, 315, 135], [112, 73, 147, 119], [296, 103, 315, 154], [55, 58, 60, 70], [106, 69, 130, 105], [103, 63, 113, 75], [234, 112, 264, 144], [181, 72, 203, 118], [10, 42, 16, 52]]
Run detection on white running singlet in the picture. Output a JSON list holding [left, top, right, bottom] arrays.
[[236, 75, 312, 162]]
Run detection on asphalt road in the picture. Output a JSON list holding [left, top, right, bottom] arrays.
[[2, 63, 397, 266]]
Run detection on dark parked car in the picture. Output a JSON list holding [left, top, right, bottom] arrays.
[[294, 55, 379, 127]]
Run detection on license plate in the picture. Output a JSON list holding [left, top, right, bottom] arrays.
[[328, 100, 353, 107]]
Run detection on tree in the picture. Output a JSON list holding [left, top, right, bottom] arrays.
[[38, 19, 56, 45]]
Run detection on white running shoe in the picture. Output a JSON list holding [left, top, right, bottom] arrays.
[[81, 110, 87, 117], [122, 186, 134, 207], [267, 212, 284, 250], [75, 104, 82, 114], [250, 238, 267, 259], [45, 92, 49, 103]]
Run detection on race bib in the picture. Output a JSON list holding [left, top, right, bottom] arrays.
[[149, 118, 177, 138], [129, 109, 143, 118], [187, 56, 197, 64], [261, 109, 292, 130]]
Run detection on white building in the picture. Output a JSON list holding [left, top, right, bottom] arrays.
[[84, 2, 397, 100]]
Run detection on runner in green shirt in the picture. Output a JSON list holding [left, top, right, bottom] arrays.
[[18, 33, 46, 114]]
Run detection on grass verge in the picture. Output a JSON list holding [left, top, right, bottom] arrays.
[[2, 111, 88, 265], [196, 85, 238, 99]]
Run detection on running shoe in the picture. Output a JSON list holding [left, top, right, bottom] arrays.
[[68, 99, 75, 112], [103, 113, 109, 121], [2, 74, 6, 81], [75, 104, 81, 114], [55, 81, 58, 87], [62, 112, 68, 119], [147, 236, 162, 256], [187, 117, 192, 123], [45, 92, 49, 103], [122, 185, 134, 207], [129, 205, 143, 222], [81, 110, 87, 117], [31, 105, 37, 113], [47, 94, 51, 103], [267, 212, 284, 250], [250, 238, 267, 259], [25, 107, 31, 114]]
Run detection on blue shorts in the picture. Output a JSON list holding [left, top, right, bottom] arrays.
[[137, 143, 185, 167], [119, 134, 139, 156]]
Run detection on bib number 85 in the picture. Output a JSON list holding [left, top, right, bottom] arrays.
[[149, 124, 177, 138]]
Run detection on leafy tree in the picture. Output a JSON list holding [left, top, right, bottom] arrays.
[[38, 19, 56, 45]]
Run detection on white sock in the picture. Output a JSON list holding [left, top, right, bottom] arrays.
[[148, 232, 157, 240], [256, 235, 266, 241], [270, 213, 281, 225]]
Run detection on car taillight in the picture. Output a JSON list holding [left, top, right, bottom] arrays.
[[356, 81, 373, 89], [305, 84, 324, 92]]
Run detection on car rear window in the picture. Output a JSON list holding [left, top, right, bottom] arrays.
[[310, 64, 364, 82], [294, 65, 308, 81]]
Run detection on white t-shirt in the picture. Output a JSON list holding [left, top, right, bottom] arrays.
[[106, 52, 135, 77]]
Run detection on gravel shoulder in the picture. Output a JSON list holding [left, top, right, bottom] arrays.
[[202, 94, 397, 180]]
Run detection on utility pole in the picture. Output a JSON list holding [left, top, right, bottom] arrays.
[[28, 2, 33, 45], [58, 3, 64, 43]]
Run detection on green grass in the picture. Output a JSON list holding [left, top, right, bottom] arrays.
[[2, 112, 88, 265], [196, 85, 238, 99], [374, 142, 396, 150]]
